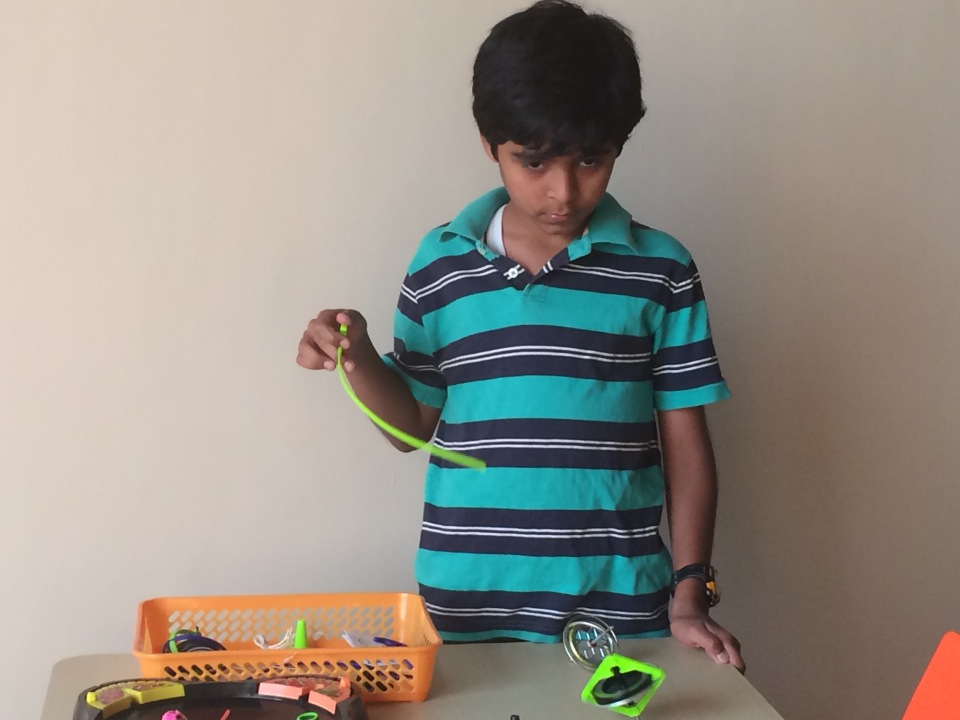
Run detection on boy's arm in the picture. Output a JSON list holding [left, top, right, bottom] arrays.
[[659, 405, 745, 672], [298, 310, 441, 450]]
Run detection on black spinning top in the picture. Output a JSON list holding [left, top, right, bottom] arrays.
[[591, 665, 654, 708]]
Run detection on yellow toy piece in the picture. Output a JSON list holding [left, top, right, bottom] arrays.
[[85, 688, 132, 719], [85, 681, 184, 717], [122, 681, 186, 704]]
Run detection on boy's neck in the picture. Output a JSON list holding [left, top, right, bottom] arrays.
[[500, 202, 589, 274]]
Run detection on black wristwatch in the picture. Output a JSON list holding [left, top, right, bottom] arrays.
[[671, 563, 720, 607]]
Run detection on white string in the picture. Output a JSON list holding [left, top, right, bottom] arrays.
[[253, 627, 295, 650]]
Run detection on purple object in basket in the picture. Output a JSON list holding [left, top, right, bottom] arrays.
[[373, 637, 407, 647]]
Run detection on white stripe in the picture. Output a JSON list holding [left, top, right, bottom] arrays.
[[433, 438, 658, 452], [399, 284, 418, 304], [652, 357, 719, 375], [563, 263, 700, 293], [423, 522, 658, 535], [414, 266, 500, 300], [443, 345, 650, 363], [438, 345, 649, 371], [392, 358, 441, 375], [425, 603, 668, 622], [425, 604, 570, 620], [422, 524, 659, 540], [578, 604, 669, 621]]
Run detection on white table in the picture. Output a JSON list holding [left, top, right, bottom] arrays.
[[42, 639, 784, 720]]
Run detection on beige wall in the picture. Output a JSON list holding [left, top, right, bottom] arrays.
[[3, 2, 958, 718]]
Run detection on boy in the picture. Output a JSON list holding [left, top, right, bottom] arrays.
[[298, 0, 743, 671]]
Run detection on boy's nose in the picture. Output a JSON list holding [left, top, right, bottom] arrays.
[[547, 165, 577, 204]]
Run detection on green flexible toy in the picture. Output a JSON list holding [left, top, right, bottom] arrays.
[[336, 324, 486, 470]]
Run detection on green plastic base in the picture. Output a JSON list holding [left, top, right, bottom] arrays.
[[580, 653, 666, 717]]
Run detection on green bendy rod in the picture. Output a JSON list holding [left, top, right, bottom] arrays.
[[336, 323, 487, 470]]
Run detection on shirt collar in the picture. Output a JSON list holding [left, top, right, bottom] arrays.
[[440, 187, 510, 244]]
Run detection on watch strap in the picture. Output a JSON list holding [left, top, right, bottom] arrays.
[[671, 563, 720, 607]]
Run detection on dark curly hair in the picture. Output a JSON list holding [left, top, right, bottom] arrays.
[[472, 0, 646, 159]]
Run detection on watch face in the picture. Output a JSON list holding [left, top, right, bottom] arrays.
[[562, 616, 619, 669]]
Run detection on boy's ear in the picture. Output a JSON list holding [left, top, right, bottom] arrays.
[[480, 135, 499, 162]]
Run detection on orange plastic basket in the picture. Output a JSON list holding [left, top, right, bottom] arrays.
[[133, 592, 441, 702]]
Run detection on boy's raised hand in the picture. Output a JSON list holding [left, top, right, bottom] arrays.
[[297, 309, 370, 373]]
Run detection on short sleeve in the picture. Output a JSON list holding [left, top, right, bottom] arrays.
[[381, 272, 448, 409], [651, 259, 731, 410]]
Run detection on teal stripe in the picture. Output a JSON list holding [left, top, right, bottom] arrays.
[[443, 376, 655, 423], [427, 287, 653, 347], [405, 235, 476, 273], [630, 227, 693, 262], [423, 466, 666, 510], [416, 550, 673, 595], [393, 310, 424, 340], [655, 383, 731, 411], [654, 301, 713, 351]]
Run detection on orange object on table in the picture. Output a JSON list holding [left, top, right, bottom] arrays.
[[902, 631, 960, 720], [133, 592, 441, 702]]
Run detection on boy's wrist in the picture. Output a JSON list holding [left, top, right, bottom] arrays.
[[670, 580, 711, 616]]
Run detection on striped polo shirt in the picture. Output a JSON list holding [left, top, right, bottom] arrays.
[[383, 187, 730, 642]]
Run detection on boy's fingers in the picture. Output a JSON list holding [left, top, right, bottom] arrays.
[[296, 342, 324, 369], [677, 622, 723, 656], [690, 624, 734, 663], [718, 633, 745, 673], [297, 308, 365, 371], [715, 638, 745, 673], [296, 335, 330, 370], [298, 326, 343, 371], [307, 316, 346, 349], [700, 633, 726, 661], [333, 309, 367, 338], [699, 625, 745, 673]]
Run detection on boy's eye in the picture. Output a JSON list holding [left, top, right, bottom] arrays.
[[580, 157, 600, 167], [524, 160, 544, 170]]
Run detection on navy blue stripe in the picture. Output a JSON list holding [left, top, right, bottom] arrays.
[[664, 259, 706, 312], [430, 445, 659, 470], [432, 418, 660, 471], [397, 285, 422, 324], [437, 325, 652, 385], [386, 342, 445, 389], [652, 338, 724, 392], [404, 251, 705, 318], [420, 585, 670, 637], [405, 253, 503, 315], [539, 253, 704, 311], [438, 417, 658, 443], [420, 504, 664, 557]]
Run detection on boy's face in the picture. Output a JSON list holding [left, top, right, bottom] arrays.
[[483, 137, 617, 242]]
